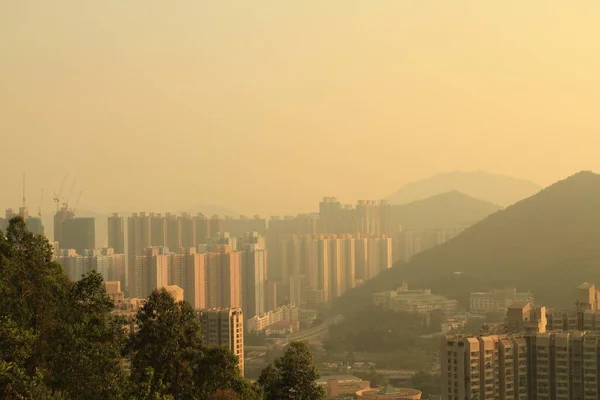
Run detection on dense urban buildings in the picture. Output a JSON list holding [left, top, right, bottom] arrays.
[[107, 213, 125, 254], [373, 283, 457, 315], [470, 287, 535, 314], [57, 247, 125, 288], [442, 283, 600, 400], [199, 308, 244, 377]]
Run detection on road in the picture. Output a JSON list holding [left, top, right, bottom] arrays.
[[288, 315, 344, 343]]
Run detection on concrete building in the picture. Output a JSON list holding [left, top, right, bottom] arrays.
[[180, 248, 207, 310], [506, 302, 547, 334], [194, 213, 211, 245], [61, 217, 95, 252], [107, 213, 125, 254], [205, 245, 242, 309], [57, 248, 125, 287], [373, 284, 457, 315], [470, 288, 535, 314], [105, 281, 125, 303], [165, 213, 181, 252], [130, 247, 171, 299], [442, 334, 529, 400], [127, 213, 152, 294], [149, 213, 167, 247], [241, 242, 267, 319], [221, 215, 267, 237], [394, 228, 462, 263], [53, 206, 73, 244], [246, 304, 300, 332], [355, 237, 393, 281], [180, 213, 195, 249], [317, 375, 370, 400], [199, 308, 244, 377], [164, 285, 184, 302]]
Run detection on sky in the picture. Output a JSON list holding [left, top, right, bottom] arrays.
[[1, 1, 600, 216]]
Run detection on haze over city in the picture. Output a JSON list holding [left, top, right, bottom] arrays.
[[2, 1, 600, 215], [4, 3, 600, 400]]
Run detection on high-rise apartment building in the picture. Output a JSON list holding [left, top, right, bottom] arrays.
[[180, 213, 196, 249], [61, 217, 95, 252], [199, 308, 244, 376], [149, 213, 167, 247], [442, 334, 529, 400], [241, 242, 267, 318], [165, 213, 181, 252], [205, 246, 242, 309], [6, 207, 44, 236], [130, 247, 171, 299], [53, 206, 73, 244], [355, 237, 392, 281], [107, 213, 125, 254], [128, 213, 152, 295], [221, 215, 267, 237], [209, 215, 223, 238], [57, 248, 125, 288], [194, 213, 211, 245]]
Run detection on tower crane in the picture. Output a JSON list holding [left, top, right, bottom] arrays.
[[38, 189, 43, 217], [71, 190, 83, 216], [53, 173, 69, 212], [63, 179, 77, 210]]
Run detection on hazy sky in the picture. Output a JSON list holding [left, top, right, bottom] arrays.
[[2, 1, 600, 215]]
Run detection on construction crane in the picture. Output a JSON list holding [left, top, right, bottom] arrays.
[[22, 173, 26, 209], [38, 189, 43, 217], [63, 179, 77, 209], [53, 173, 69, 212], [71, 190, 83, 216]]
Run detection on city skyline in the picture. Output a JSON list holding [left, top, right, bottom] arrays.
[[3, 1, 600, 215]]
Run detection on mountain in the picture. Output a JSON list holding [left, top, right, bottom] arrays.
[[387, 170, 541, 207], [391, 190, 502, 230], [336, 171, 600, 315]]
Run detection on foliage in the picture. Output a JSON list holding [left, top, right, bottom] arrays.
[[129, 288, 256, 399], [334, 172, 600, 318], [258, 341, 325, 400], [411, 371, 441, 398], [325, 304, 424, 354], [0, 218, 259, 399], [47, 271, 127, 399]]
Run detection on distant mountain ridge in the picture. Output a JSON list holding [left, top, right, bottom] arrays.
[[391, 190, 502, 230], [336, 171, 600, 314], [387, 170, 541, 206]]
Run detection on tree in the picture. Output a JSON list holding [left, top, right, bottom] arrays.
[[46, 271, 127, 399], [128, 288, 203, 398], [0, 217, 69, 375], [258, 341, 325, 400], [411, 371, 441, 398], [128, 289, 257, 400]]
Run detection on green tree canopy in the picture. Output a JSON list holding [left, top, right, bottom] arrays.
[[258, 341, 325, 400]]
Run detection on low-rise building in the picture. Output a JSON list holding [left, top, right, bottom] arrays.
[[317, 375, 370, 400], [469, 288, 534, 314], [246, 304, 300, 332], [356, 385, 422, 399], [373, 283, 457, 315]]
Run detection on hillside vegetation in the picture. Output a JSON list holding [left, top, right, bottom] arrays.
[[336, 171, 600, 316], [390, 190, 501, 230]]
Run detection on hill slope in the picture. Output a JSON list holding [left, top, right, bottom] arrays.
[[336, 171, 600, 314], [391, 191, 501, 230], [387, 170, 541, 206]]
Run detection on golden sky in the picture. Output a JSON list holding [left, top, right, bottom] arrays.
[[1, 1, 600, 215]]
